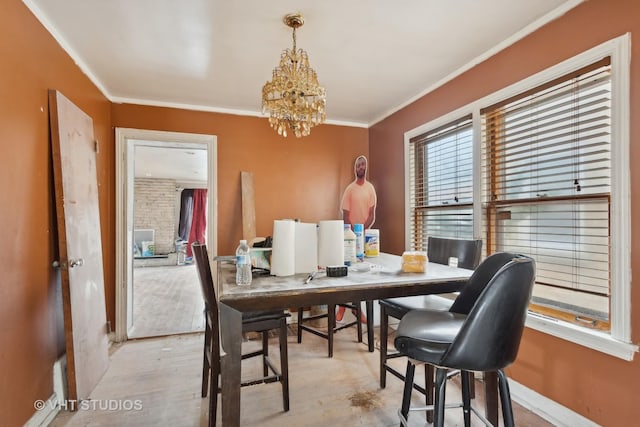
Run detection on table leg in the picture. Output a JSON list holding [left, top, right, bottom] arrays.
[[484, 371, 498, 426], [366, 300, 374, 352], [219, 302, 243, 427]]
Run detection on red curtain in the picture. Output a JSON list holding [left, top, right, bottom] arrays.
[[186, 188, 207, 257]]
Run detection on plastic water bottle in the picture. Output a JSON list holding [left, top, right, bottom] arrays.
[[235, 239, 252, 286], [343, 224, 357, 266], [354, 224, 364, 261]]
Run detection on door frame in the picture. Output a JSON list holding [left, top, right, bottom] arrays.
[[114, 128, 218, 342]]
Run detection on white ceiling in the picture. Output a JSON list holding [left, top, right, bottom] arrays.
[[25, 0, 581, 181], [25, 0, 581, 127]]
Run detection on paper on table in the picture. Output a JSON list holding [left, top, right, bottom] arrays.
[[318, 220, 344, 268], [295, 222, 318, 274], [271, 219, 295, 276]]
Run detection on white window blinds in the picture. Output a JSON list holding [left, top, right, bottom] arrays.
[[482, 57, 611, 327], [408, 115, 473, 250]]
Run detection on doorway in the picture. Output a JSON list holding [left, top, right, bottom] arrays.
[[115, 128, 217, 342]]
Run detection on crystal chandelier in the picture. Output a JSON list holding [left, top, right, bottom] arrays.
[[262, 13, 326, 138]]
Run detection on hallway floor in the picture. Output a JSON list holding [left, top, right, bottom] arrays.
[[129, 264, 204, 338]]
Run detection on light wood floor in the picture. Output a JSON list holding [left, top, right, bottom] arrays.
[[50, 327, 551, 426], [130, 264, 204, 338]]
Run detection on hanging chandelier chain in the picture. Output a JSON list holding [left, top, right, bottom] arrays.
[[292, 26, 297, 53]]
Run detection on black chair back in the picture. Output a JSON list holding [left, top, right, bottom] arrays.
[[427, 236, 482, 270], [449, 252, 518, 315], [442, 256, 535, 372], [193, 243, 217, 310]]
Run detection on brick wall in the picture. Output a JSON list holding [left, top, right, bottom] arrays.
[[134, 178, 178, 254]]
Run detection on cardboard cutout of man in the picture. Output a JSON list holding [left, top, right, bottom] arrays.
[[340, 155, 377, 229], [337, 155, 377, 322]]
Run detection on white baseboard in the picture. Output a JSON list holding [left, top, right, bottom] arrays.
[[23, 392, 59, 427], [52, 355, 67, 403], [509, 378, 599, 427], [24, 356, 67, 427]]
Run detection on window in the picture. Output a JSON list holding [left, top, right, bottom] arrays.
[[404, 35, 635, 359], [482, 58, 612, 331], [406, 115, 473, 250]]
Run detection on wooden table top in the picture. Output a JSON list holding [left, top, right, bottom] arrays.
[[217, 252, 473, 311]]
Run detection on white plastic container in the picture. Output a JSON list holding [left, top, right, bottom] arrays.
[[364, 229, 380, 257], [343, 224, 357, 265]]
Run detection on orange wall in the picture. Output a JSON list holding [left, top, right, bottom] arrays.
[[111, 104, 368, 257], [4, 0, 639, 425], [0, 2, 113, 425], [370, 0, 640, 424], [110, 105, 367, 322], [2, 2, 367, 425]]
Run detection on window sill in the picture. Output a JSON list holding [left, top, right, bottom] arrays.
[[526, 312, 638, 361]]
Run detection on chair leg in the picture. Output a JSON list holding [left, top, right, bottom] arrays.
[[497, 369, 515, 427], [297, 308, 304, 343], [327, 304, 335, 358], [468, 371, 476, 399], [461, 370, 471, 427], [425, 364, 434, 423], [379, 305, 388, 388], [201, 317, 211, 398], [355, 302, 363, 343], [366, 300, 375, 352], [399, 360, 416, 427], [433, 368, 448, 427], [262, 331, 269, 377], [279, 318, 290, 412], [209, 342, 220, 427]]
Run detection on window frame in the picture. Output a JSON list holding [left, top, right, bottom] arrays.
[[406, 115, 475, 247], [405, 112, 480, 249], [404, 34, 636, 360]]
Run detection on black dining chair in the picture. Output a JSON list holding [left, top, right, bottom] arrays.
[[394, 255, 535, 427], [192, 243, 290, 426], [381, 249, 516, 424], [297, 300, 363, 358], [379, 237, 483, 390]]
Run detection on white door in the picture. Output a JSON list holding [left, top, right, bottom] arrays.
[[49, 90, 109, 401]]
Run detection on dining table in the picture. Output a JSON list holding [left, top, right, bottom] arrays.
[[215, 252, 498, 426]]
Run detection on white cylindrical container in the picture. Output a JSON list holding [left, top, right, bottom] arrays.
[[343, 224, 356, 265], [364, 229, 380, 257]]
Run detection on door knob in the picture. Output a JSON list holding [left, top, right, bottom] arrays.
[[69, 258, 84, 268]]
